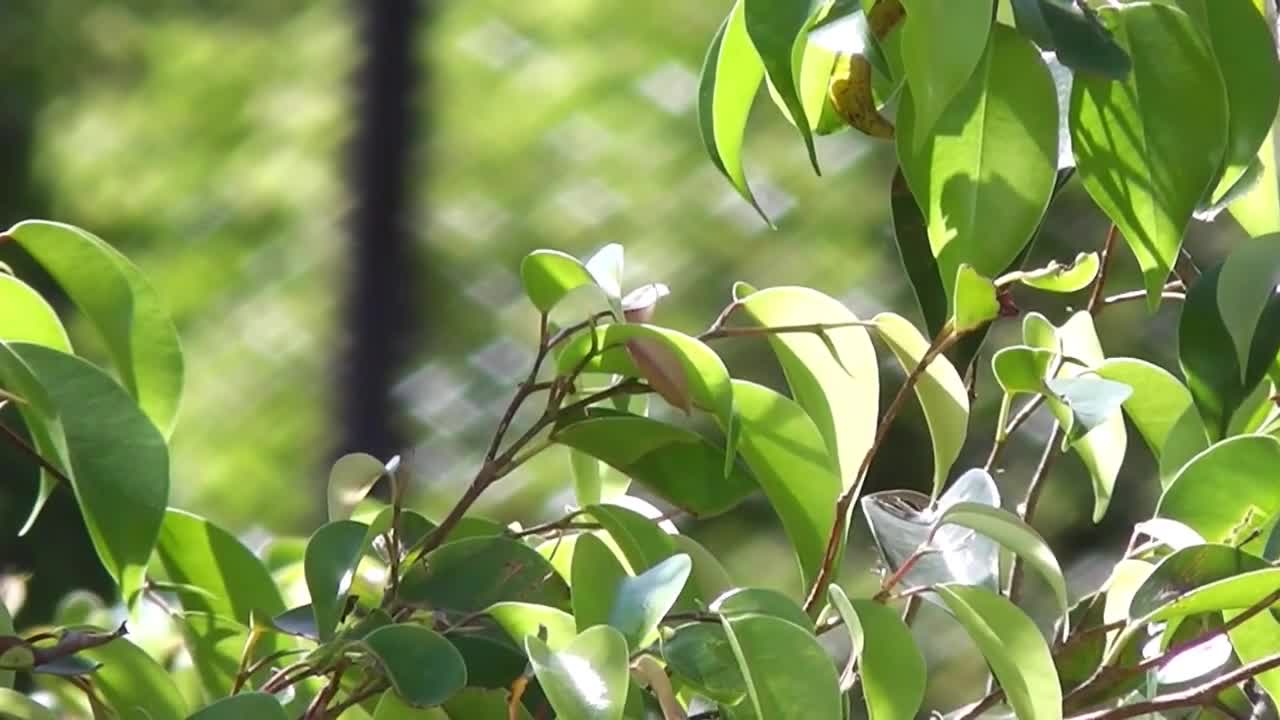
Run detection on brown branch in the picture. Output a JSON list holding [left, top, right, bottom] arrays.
[[486, 313, 550, 462], [1066, 653, 1280, 720], [1086, 225, 1119, 313], [0, 419, 72, 486], [802, 328, 963, 612]]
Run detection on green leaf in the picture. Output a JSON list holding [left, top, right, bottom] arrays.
[[662, 623, 747, 704], [586, 503, 679, 575], [443, 688, 533, 720], [0, 602, 10, 690], [327, 453, 387, 522], [1128, 543, 1273, 621], [1158, 434, 1280, 546], [712, 588, 812, 631], [363, 625, 467, 707], [372, 691, 449, 719], [1179, 240, 1280, 437], [1094, 358, 1210, 487], [399, 536, 571, 613], [890, 168, 948, 337], [720, 613, 842, 720], [526, 626, 630, 720], [80, 632, 187, 720], [4, 220, 184, 435], [698, 0, 770, 224], [304, 519, 367, 641], [520, 250, 600, 314], [992, 346, 1058, 395], [724, 380, 839, 591], [842, 595, 926, 720], [554, 415, 755, 517], [767, 8, 844, 137], [0, 689, 54, 720], [571, 534, 690, 649], [1044, 376, 1133, 446], [732, 285, 877, 494], [557, 324, 733, 433], [176, 613, 285, 701], [0, 275, 70, 353], [899, 0, 994, 143], [11, 344, 169, 603], [1023, 313, 1127, 522], [1011, 252, 1101, 293], [933, 584, 1062, 720], [672, 535, 735, 601], [742, 0, 821, 173], [0, 342, 71, 536], [952, 265, 1000, 333], [188, 693, 287, 720], [931, 502, 1069, 626], [897, 25, 1058, 302], [154, 509, 286, 625], [487, 602, 577, 652], [1230, 125, 1280, 236], [1010, 0, 1130, 79], [1179, 0, 1280, 202], [1069, 3, 1229, 308], [825, 586, 863, 690], [1225, 607, 1280, 709], [873, 313, 968, 498]]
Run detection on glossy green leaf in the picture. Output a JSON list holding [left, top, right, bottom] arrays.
[[361, 625, 466, 707], [520, 250, 600, 314], [0, 275, 70, 353], [1180, 0, 1280, 201], [844, 596, 926, 720], [873, 313, 968, 497], [372, 691, 449, 719], [933, 584, 1062, 720], [1230, 126, 1280, 236], [586, 503, 677, 575], [327, 452, 387, 522], [11, 344, 168, 602], [80, 632, 187, 720], [1180, 240, 1280, 437], [487, 602, 577, 652], [571, 534, 690, 649], [952, 265, 1000, 333], [1012, 252, 1101, 293], [825, 585, 863, 690], [1095, 358, 1209, 486], [732, 285, 877, 494], [4, 220, 184, 434], [446, 627, 526, 692], [662, 623, 747, 704], [1070, 3, 1228, 307], [1045, 376, 1133, 446], [0, 341, 70, 536], [742, 0, 820, 173], [399, 536, 571, 613], [720, 612, 842, 720], [672, 535, 735, 601], [555, 415, 755, 516], [725, 380, 838, 590], [932, 502, 1069, 624], [557, 324, 732, 431], [527, 626, 630, 720], [154, 509, 285, 625], [177, 613, 284, 701], [712, 588, 812, 631], [1128, 543, 1272, 621], [188, 693, 286, 720], [1011, 0, 1130, 79], [698, 0, 769, 224], [767, 9, 844, 136], [1225, 607, 1280, 709], [304, 519, 367, 641], [899, 0, 993, 143], [0, 689, 54, 720], [1158, 434, 1280, 545], [1024, 313, 1127, 522], [897, 25, 1058, 302], [992, 346, 1057, 395]]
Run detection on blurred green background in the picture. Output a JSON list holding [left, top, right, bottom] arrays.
[[0, 0, 1257, 711]]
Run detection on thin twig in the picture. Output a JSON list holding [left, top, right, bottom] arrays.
[[1007, 423, 1062, 603], [1066, 653, 1280, 720], [802, 329, 964, 612], [486, 314, 551, 462], [1086, 225, 1119, 313], [0, 420, 71, 485], [984, 396, 1045, 471], [1100, 289, 1186, 307]]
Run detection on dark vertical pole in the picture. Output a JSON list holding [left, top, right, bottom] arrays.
[[339, 0, 423, 464]]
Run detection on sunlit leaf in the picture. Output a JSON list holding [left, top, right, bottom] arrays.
[[1229, 126, 1280, 236], [698, 0, 770, 224], [720, 612, 842, 720], [0, 689, 54, 720], [571, 534, 690, 650], [897, 26, 1058, 303], [898, 0, 994, 143], [873, 313, 968, 497], [1128, 543, 1273, 621], [1158, 434, 1280, 546], [327, 452, 387, 522], [933, 584, 1062, 720], [0, 275, 70, 353], [399, 536, 571, 613], [732, 285, 877, 494], [742, 0, 820, 172], [442, 688, 533, 720], [4, 220, 184, 435], [952, 266, 1000, 333], [844, 594, 925, 720], [188, 693, 286, 720], [526, 626, 630, 720], [487, 602, 577, 652], [662, 623, 747, 704], [1095, 358, 1210, 487], [0, 341, 71, 536], [825, 585, 863, 690], [712, 587, 813, 631], [724, 380, 839, 590], [80, 632, 187, 720], [1011, 252, 1101, 293], [520, 250, 600, 314], [177, 613, 285, 701], [1070, 2, 1229, 307]]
